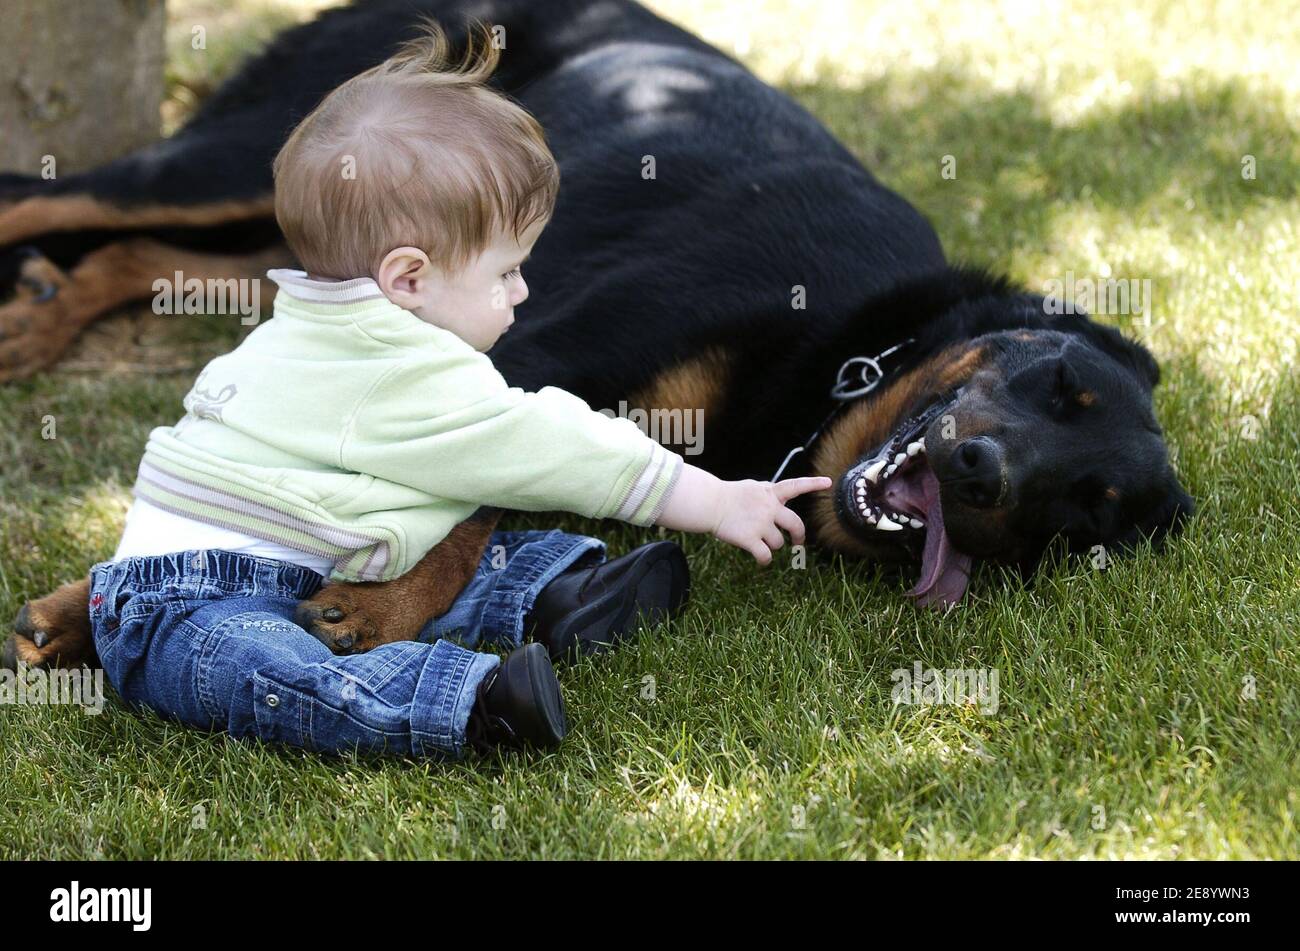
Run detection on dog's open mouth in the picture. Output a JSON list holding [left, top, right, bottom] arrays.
[[837, 393, 974, 609]]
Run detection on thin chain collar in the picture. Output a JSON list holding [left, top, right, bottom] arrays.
[[770, 338, 915, 481]]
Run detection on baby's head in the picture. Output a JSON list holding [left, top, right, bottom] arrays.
[[272, 21, 558, 351]]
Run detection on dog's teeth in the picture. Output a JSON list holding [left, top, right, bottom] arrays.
[[909, 518, 924, 529], [907, 441, 923, 456], [876, 516, 903, 531], [866, 507, 879, 523], [894, 453, 906, 466], [862, 459, 887, 483], [885, 464, 897, 477]]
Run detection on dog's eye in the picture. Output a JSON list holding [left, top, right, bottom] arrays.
[[1073, 477, 1118, 521]]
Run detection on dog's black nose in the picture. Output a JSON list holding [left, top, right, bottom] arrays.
[[949, 437, 1004, 507]]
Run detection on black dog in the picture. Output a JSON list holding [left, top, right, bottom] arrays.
[[0, 0, 1191, 666]]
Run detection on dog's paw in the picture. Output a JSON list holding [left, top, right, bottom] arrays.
[[293, 587, 390, 654], [4, 587, 96, 671], [0, 248, 75, 382]]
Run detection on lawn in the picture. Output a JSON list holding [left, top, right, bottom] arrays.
[[1, 0, 1297, 859]]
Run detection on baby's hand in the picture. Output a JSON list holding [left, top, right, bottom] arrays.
[[711, 476, 832, 565]]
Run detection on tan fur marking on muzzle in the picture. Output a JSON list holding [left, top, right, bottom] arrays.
[[807, 344, 988, 551]]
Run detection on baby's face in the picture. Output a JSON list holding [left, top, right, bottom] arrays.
[[381, 220, 544, 351]]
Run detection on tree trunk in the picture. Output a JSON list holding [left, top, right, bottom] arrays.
[[0, 0, 165, 175]]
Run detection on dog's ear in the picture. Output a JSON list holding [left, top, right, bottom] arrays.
[[1058, 311, 1161, 390], [1021, 295, 1161, 390]]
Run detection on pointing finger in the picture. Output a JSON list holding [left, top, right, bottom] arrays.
[[773, 476, 832, 502]]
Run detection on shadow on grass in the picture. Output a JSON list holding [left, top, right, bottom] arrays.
[[783, 66, 1299, 267]]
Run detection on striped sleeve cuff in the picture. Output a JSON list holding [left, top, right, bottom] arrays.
[[612, 442, 685, 526]]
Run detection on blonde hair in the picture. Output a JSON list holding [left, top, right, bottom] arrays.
[[272, 20, 559, 279]]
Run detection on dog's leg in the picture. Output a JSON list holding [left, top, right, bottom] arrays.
[[295, 508, 504, 654], [0, 195, 274, 249], [6, 508, 506, 668], [2, 577, 96, 671], [0, 231, 286, 381], [0, 172, 45, 215]]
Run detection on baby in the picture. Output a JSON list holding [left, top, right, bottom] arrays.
[[87, 24, 829, 758]]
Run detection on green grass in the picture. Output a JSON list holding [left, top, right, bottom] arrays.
[[2, 0, 1298, 859]]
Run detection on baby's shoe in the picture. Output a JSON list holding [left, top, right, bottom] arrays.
[[465, 643, 567, 752], [524, 541, 690, 662]]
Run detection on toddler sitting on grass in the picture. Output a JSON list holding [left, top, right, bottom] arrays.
[[86, 23, 830, 758]]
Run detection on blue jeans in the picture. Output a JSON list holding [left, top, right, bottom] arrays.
[[88, 530, 605, 759]]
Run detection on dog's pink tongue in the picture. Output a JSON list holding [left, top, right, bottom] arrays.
[[907, 468, 973, 609]]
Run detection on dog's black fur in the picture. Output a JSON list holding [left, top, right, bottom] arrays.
[[0, 0, 1192, 604]]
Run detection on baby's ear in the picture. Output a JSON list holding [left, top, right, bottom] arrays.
[[376, 247, 432, 299]]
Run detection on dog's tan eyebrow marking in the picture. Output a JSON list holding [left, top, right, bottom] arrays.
[[1076, 390, 1096, 407], [1105, 486, 1119, 500]]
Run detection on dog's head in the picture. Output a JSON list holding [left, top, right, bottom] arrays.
[[812, 306, 1193, 606]]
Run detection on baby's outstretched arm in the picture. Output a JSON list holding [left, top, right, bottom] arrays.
[[654, 464, 832, 565]]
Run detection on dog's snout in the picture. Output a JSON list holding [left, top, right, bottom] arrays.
[[949, 436, 1004, 508]]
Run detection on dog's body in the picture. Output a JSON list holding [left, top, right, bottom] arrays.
[[1, 0, 1191, 667]]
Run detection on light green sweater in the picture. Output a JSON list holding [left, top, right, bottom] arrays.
[[131, 269, 683, 582]]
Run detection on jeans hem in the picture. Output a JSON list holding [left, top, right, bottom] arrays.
[[410, 639, 499, 758], [484, 531, 606, 648]]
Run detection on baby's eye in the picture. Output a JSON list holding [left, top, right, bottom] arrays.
[[501, 267, 522, 280]]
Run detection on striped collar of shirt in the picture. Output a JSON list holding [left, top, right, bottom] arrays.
[[266, 268, 388, 305]]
